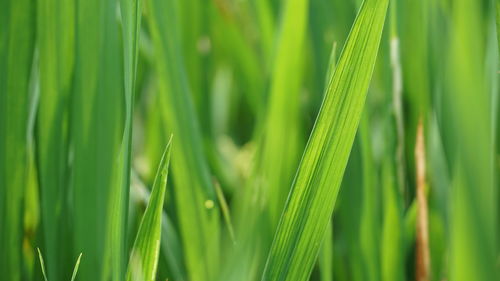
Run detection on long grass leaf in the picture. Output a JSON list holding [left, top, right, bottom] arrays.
[[445, 0, 497, 280], [261, 0, 388, 280], [126, 137, 172, 281], [36, 0, 74, 279], [72, 0, 124, 279], [103, 0, 143, 279], [0, 0, 35, 279], [262, 0, 309, 228], [145, 0, 220, 279]]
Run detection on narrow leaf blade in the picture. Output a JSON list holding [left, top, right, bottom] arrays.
[[126, 137, 172, 281], [261, 0, 389, 280]]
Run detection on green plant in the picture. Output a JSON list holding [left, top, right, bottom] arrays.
[[0, 0, 498, 280]]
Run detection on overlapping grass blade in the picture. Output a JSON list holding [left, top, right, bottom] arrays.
[[126, 138, 172, 281], [36, 0, 74, 279], [145, 0, 221, 279], [358, 116, 380, 281], [223, 0, 310, 278], [260, 0, 389, 280], [261, 0, 309, 228], [103, 0, 142, 279], [0, 0, 35, 279], [71, 0, 124, 279], [318, 42, 337, 281]]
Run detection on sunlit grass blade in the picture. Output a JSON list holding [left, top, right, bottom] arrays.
[[261, 0, 308, 228], [126, 137, 172, 281], [130, 170, 187, 281], [319, 224, 333, 281], [318, 42, 337, 281], [261, 0, 389, 280], [145, 0, 221, 279], [0, 0, 35, 279], [70, 253, 82, 281], [226, 0, 310, 277], [38, 248, 49, 281]]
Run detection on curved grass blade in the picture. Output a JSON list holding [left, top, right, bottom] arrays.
[[260, 0, 389, 280], [126, 137, 172, 281]]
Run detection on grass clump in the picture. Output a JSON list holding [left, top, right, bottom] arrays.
[[0, 0, 498, 281]]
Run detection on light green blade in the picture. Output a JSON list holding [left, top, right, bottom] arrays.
[[260, 0, 389, 280], [261, 0, 309, 228], [445, 0, 497, 280], [37, 248, 49, 281], [126, 138, 172, 281], [380, 159, 404, 281], [36, 0, 74, 279], [318, 42, 337, 281], [70, 253, 83, 281], [145, 0, 220, 279], [224, 0, 310, 278], [0, 0, 35, 279]]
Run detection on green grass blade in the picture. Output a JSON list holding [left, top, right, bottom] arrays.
[[103, 0, 142, 279], [70, 253, 83, 281], [126, 138, 172, 281], [145, 0, 221, 279], [261, 0, 309, 228], [260, 0, 389, 280], [131, 170, 187, 281], [496, 0, 500, 52], [318, 42, 337, 281], [319, 223, 333, 281], [36, 0, 74, 279], [0, 0, 35, 279], [380, 159, 404, 281], [358, 116, 380, 281], [72, 0, 124, 279], [37, 248, 49, 281], [445, 0, 497, 280]]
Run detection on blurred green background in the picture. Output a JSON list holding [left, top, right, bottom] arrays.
[[0, 0, 498, 280]]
